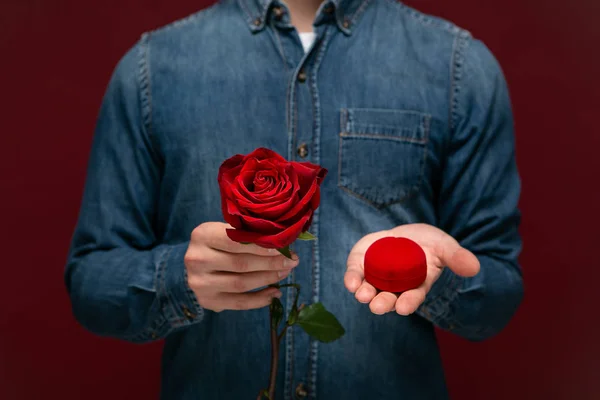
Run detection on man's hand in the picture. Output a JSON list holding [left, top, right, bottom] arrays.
[[344, 223, 480, 316], [184, 222, 299, 312]]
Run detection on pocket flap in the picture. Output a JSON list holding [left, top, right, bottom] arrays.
[[341, 108, 430, 143]]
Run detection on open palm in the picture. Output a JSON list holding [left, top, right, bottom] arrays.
[[344, 223, 480, 316]]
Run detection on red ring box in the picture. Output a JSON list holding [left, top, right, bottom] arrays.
[[364, 237, 427, 293]]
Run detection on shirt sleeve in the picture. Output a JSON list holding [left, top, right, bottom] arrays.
[[64, 35, 204, 344], [417, 33, 524, 341]]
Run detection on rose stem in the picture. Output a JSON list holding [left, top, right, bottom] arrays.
[[267, 307, 279, 400], [265, 285, 299, 399], [268, 315, 295, 399], [259, 283, 300, 400]]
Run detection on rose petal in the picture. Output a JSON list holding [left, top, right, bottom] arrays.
[[240, 165, 300, 218], [273, 165, 326, 224], [237, 158, 283, 194], [234, 178, 293, 208], [218, 157, 245, 228], [220, 165, 244, 191], [236, 188, 299, 220], [303, 213, 314, 233], [310, 167, 326, 207], [226, 212, 312, 249], [218, 154, 245, 179], [237, 168, 293, 204], [290, 162, 322, 195], [243, 148, 287, 163], [223, 199, 243, 229], [254, 170, 278, 192], [254, 171, 275, 192], [236, 159, 289, 198], [238, 213, 288, 235], [276, 179, 318, 223], [253, 179, 291, 201]]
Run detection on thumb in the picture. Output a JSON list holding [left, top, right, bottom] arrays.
[[344, 250, 365, 293], [437, 236, 480, 277]]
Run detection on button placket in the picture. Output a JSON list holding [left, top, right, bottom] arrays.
[[268, 21, 331, 399]]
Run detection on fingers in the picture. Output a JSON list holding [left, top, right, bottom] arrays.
[[369, 292, 398, 315], [345, 226, 480, 318], [207, 249, 299, 273], [344, 230, 394, 293], [437, 235, 480, 277], [344, 269, 363, 293], [354, 281, 377, 303], [395, 286, 427, 316], [344, 250, 366, 293], [351, 277, 423, 316], [358, 287, 426, 316], [204, 287, 283, 312], [192, 222, 281, 257], [207, 269, 293, 293]]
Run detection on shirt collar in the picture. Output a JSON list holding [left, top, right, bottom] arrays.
[[237, 0, 371, 35]]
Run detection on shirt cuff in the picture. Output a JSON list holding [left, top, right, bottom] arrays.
[[416, 266, 460, 330], [156, 242, 204, 333]]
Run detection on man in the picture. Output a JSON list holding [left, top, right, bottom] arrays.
[[64, 0, 524, 398]]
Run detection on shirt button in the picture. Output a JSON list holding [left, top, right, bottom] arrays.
[[297, 70, 307, 83], [295, 383, 308, 398], [297, 143, 309, 158], [273, 6, 285, 20], [342, 19, 351, 29], [182, 305, 196, 320]]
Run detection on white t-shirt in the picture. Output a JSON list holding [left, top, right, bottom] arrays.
[[299, 31, 316, 53]]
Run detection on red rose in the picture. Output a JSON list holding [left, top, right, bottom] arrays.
[[218, 148, 327, 249]]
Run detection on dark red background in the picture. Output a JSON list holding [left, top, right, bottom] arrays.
[[1, 1, 598, 399]]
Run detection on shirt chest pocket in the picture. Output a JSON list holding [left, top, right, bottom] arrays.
[[338, 108, 431, 209]]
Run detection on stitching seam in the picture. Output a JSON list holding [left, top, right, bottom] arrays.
[[340, 132, 427, 144], [306, 24, 333, 399], [139, 33, 153, 142], [450, 32, 470, 134], [349, 0, 372, 24]]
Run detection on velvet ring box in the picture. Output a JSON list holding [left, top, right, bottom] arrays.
[[364, 237, 427, 293]]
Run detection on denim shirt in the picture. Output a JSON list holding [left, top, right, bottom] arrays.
[[64, 0, 524, 398]]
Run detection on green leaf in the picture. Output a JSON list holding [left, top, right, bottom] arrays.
[[297, 231, 317, 241], [297, 302, 345, 343], [276, 246, 292, 259], [270, 298, 284, 330]]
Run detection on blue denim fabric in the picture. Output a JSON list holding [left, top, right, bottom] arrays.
[[64, 0, 524, 398]]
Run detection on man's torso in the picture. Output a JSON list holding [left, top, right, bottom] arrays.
[[137, 0, 471, 398]]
